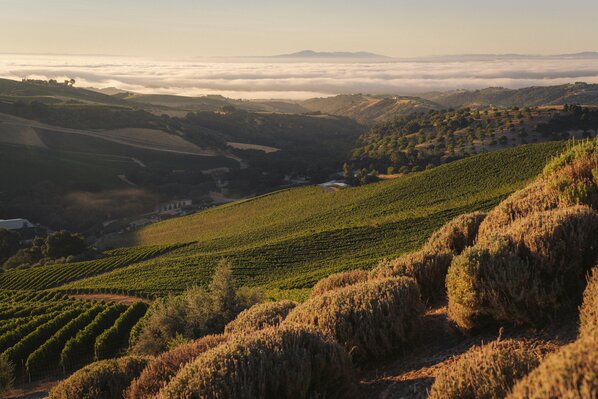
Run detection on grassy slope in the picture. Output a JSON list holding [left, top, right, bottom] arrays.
[[0, 142, 129, 189], [0, 78, 132, 107], [62, 142, 566, 299], [302, 94, 443, 125]]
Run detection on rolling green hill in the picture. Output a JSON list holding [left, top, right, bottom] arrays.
[[48, 141, 568, 300], [349, 105, 598, 174], [0, 78, 134, 108], [124, 94, 309, 114], [420, 82, 598, 108], [302, 94, 443, 125]]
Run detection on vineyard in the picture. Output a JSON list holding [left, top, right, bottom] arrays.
[[62, 141, 567, 299], [0, 243, 186, 291], [0, 140, 573, 389], [0, 290, 148, 382]]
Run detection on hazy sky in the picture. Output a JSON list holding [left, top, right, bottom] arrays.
[[1, 0, 597, 58]]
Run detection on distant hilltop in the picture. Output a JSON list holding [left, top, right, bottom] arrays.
[[272, 50, 391, 59]]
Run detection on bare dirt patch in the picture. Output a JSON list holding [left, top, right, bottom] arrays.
[[5, 377, 60, 399]]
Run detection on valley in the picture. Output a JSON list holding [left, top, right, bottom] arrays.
[[3, 3, 598, 398], [0, 76, 596, 399]]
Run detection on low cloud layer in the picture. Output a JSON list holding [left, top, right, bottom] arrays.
[[1, 54, 598, 100]]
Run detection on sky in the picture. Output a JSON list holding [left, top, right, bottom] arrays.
[[1, 0, 598, 58]]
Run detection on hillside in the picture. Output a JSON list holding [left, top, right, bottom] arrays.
[[49, 142, 567, 299], [349, 104, 598, 173], [123, 94, 310, 114], [302, 94, 443, 125], [0, 78, 365, 234], [0, 78, 134, 108], [4, 139, 596, 399], [420, 82, 598, 108]]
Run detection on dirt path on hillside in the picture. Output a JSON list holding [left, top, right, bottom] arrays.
[[358, 306, 578, 398], [0, 112, 217, 157], [5, 377, 59, 399], [69, 293, 152, 304]]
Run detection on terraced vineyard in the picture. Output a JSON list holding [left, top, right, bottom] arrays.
[[0, 290, 148, 382], [0, 243, 186, 291], [61, 141, 567, 299]]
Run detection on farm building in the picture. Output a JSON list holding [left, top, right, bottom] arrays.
[[0, 218, 34, 231], [155, 199, 192, 213]]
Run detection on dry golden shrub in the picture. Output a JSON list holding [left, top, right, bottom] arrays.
[[371, 249, 453, 304], [310, 270, 369, 297], [508, 337, 597, 399], [159, 325, 357, 399], [371, 211, 485, 305], [426, 211, 487, 254], [580, 267, 598, 339], [224, 300, 296, 335], [49, 356, 149, 399], [477, 180, 561, 239], [447, 206, 598, 330], [479, 138, 598, 240], [125, 334, 227, 399], [429, 339, 551, 399], [549, 156, 598, 209], [284, 277, 423, 362]]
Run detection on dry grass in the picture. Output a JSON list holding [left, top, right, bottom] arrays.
[[372, 249, 453, 305], [49, 356, 149, 399], [447, 206, 598, 330], [159, 325, 357, 399], [508, 337, 597, 399], [284, 277, 423, 363], [429, 339, 551, 399], [580, 267, 598, 339], [126, 334, 227, 399], [310, 270, 369, 297], [224, 301, 296, 335]]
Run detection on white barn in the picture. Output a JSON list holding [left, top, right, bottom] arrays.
[[0, 219, 34, 231]]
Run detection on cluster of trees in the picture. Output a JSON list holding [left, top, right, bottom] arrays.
[[21, 78, 76, 87], [348, 106, 542, 174], [342, 163, 380, 186], [535, 105, 598, 137], [1, 229, 87, 271], [131, 260, 263, 355]]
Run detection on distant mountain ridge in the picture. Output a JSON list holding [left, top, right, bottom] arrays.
[[273, 50, 390, 59]]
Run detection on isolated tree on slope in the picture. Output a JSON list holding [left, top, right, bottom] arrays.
[[131, 259, 262, 355]]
